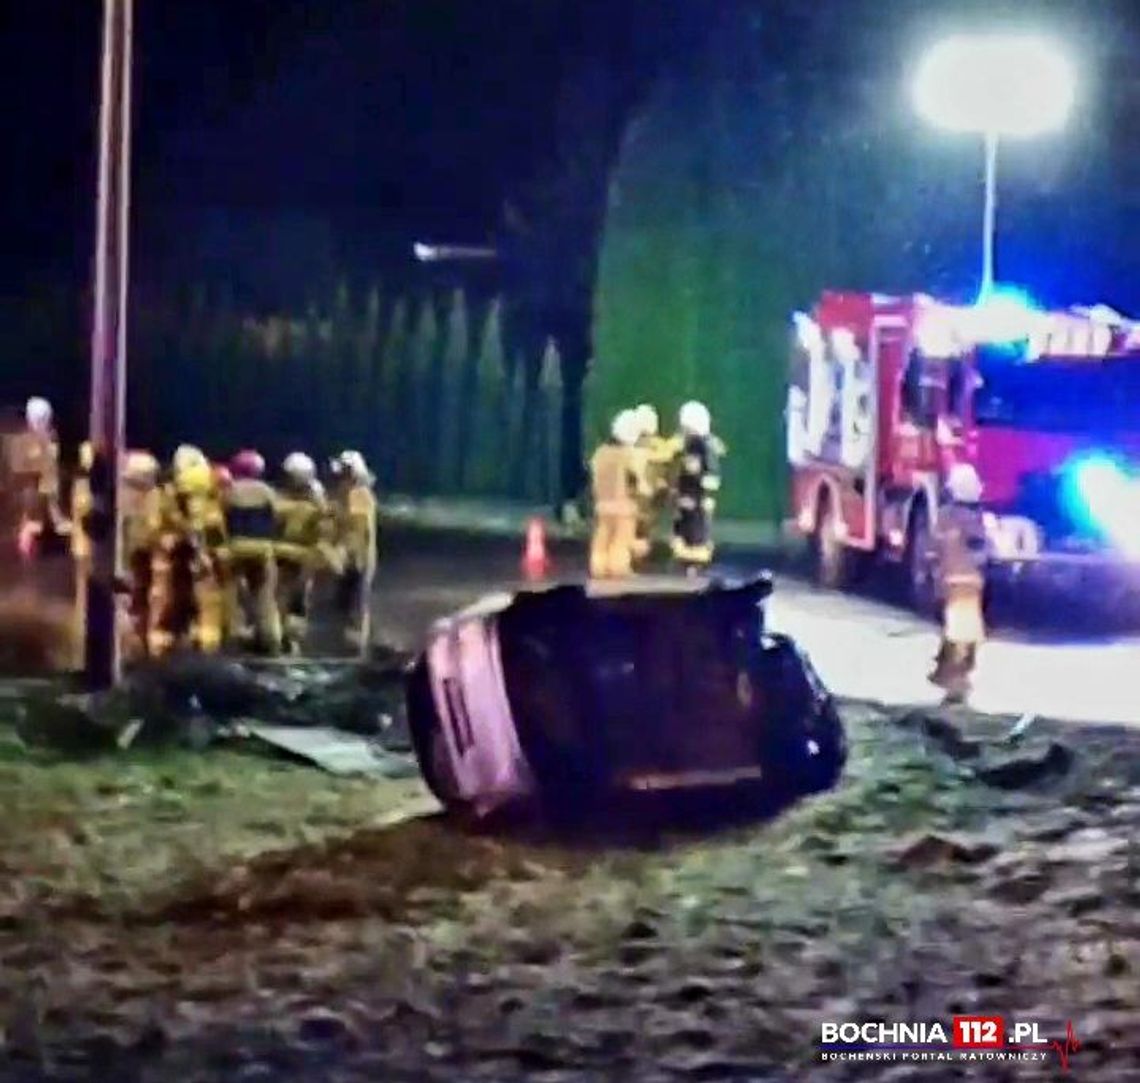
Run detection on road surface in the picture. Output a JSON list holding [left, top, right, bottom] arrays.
[[372, 527, 1140, 727]]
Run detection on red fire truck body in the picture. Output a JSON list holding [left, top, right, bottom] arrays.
[[785, 289, 1140, 609]]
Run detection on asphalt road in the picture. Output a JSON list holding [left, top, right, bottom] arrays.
[[372, 527, 1140, 727]]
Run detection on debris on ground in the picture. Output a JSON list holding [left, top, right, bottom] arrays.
[[5, 649, 415, 771], [890, 706, 1076, 790]]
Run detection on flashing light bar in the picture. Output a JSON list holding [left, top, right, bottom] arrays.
[[915, 288, 1138, 360]]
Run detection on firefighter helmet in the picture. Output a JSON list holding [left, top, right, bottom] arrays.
[[679, 400, 711, 438], [123, 450, 159, 483], [229, 449, 266, 480], [25, 397, 52, 430], [337, 450, 371, 482], [635, 403, 659, 437], [612, 409, 642, 447], [172, 444, 207, 475], [283, 451, 316, 482], [946, 462, 983, 504]]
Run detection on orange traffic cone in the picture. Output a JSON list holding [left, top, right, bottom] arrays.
[[521, 517, 551, 581]]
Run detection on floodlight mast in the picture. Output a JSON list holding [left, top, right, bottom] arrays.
[[912, 34, 1076, 297]]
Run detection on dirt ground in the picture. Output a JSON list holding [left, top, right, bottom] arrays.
[[0, 698, 1138, 1082]]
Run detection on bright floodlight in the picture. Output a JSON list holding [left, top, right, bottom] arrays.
[[914, 34, 1075, 138]]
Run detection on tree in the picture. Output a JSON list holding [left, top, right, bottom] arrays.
[[436, 288, 468, 493], [377, 296, 409, 489], [534, 337, 563, 505], [328, 278, 356, 455], [405, 298, 437, 491], [506, 352, 528, 499], [356, 284, 384, 463], [470, 298, 509, 495]]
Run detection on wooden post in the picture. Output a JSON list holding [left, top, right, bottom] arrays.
[[85, 0, 134, 688]]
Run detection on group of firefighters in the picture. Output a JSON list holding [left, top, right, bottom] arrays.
[[589, 400, 724, 578], [6, 397, 378, 660], [7, 390, 986, 699]]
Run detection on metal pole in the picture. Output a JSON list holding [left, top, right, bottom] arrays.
[[85, 0, 133, 688], [981, 128, 998, 297]]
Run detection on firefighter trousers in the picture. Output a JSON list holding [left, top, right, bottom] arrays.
[[148, 540, 197, 657], [590, 512, 637, 578], [123, 548, 151, 662], [193, 559, 225, 654], [671, 500, 714, 568], [226, 546, 282, 654], [335, 560, 374, 652], [277, 555, 314, 651]]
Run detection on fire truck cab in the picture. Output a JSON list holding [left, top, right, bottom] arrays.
[[786, 289, 1140, 611]]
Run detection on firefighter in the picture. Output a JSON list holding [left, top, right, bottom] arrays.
[[671, 400, 722, 574], [150, 445, 227, 655], [11, 397, 68, 559], [330, 450, 377, 653], [68, 442, 94, 665], [589, 409, 647, 578], [274, 451, 332, 654], [223, 449, 282, 653], [631, 404, 675, 563], [120, 450, 161, 660], [928, 463, 987, 704]]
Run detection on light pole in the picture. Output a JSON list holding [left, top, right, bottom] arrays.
[[913, 34, 1076, 297], [86, 0, 134, 688]]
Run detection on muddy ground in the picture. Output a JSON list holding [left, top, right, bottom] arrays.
[[0, 696, 1137, 1082]]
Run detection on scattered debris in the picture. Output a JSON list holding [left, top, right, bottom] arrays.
[[1005, 713, 1037, 745], [240, 723, 417, 779], [975, 742, 1074, 789], [889, 832, 999, 869]]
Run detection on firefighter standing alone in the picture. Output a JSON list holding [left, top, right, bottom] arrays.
[[589, 409, 647, 578], [928, 463, 988, 703], [671, 400, 722, 574]]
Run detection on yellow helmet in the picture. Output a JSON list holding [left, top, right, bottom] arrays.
[[175, 459, 214, 495], [172, 444, 207, 476]]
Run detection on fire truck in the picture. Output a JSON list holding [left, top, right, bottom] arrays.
[[786, 288, 1140, 611]]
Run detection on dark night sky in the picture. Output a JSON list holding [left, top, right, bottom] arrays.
[[4, 1, 1140, 306], [0, 0, 575, 296]]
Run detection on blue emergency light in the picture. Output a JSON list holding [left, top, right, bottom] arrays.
[[970, 285, 1042, 349], [1062, 452, 1140, 556]]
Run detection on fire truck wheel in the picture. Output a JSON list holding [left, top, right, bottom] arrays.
[[811, 491, 851, 590], [905, 503, 939, 617]]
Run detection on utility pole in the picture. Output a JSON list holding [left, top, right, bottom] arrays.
[[85, 0, 134, 688]]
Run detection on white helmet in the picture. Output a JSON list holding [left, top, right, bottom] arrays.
[[635, 403, 659, 437], [611, 409, 642, 447], [123, 450, 159, 483], [338, 450, 371, 481], [172, 444, 207, 475], [283, 451, 316, 482], [679, 400, 711, 438], [25, 397, 52, 429], [946, 462, 983, 504]]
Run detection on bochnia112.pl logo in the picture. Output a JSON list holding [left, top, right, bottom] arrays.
[[819, 1016, 1081, 1071]]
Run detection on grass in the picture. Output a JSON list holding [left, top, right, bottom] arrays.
[[0, 738, 434, 916]]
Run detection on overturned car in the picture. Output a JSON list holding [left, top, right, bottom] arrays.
[[406, 574, 845, 819]]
